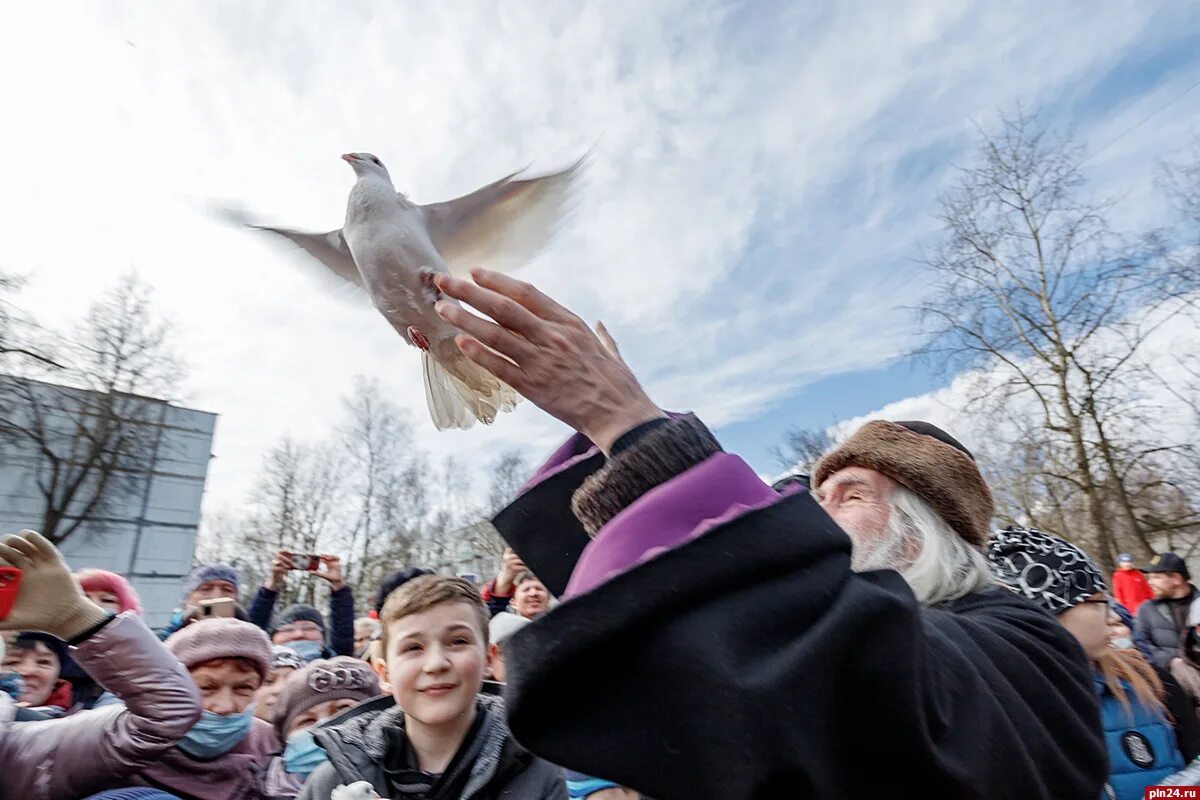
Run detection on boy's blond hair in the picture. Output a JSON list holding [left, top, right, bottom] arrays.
[[379, 574, 489, 654]]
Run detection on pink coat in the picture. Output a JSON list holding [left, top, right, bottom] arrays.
[[0, 612, 203, 799]]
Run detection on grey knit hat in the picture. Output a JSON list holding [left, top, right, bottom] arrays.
[[270, 604, 326, 636], [165, 618, 272, 679], [181, 564, 239, 599], [273, 656, 380, 739]]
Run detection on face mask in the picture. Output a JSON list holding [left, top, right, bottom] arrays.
[[283, 728, 328, 775], [1111, 637, 1134, 650], [177, 706, 255, 760], [289, 640, 325, 663], [0, 672, 23, 701]]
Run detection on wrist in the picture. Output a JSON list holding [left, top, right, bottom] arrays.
[[328, 581, 346, 592], [265, 576, 282, 592], [54, 600, 113, 641], [585, 406, 667, 455]]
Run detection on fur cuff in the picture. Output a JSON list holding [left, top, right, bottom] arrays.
[[572, 414, 722, 537]]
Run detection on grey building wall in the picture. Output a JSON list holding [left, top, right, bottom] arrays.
[[0, 376, 216, 627]]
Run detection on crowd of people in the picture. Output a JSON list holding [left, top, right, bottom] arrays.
[[2, 270, 1199, 799]]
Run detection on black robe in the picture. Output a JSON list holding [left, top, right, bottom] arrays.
[[493, 448, 1108, 800]]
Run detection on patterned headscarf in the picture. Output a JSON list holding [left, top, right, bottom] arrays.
[[985, 526, 1107, 615]]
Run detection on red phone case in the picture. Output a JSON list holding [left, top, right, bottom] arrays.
[[0, 567, 22, 621]]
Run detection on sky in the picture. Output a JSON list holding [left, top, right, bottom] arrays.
[[0, 2, 1198, 520]]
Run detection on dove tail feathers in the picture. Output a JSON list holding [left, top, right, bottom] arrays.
[[422, 351, 520, 430]]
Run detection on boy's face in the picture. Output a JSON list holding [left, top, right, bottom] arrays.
[[386, 601, 486, 727]]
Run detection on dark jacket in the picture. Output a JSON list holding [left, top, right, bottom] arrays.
[[492, 415, 1108, 800], [248, 586, 356, 658], [298, 694, 565, 800], [1134, 589, 1196, 670]]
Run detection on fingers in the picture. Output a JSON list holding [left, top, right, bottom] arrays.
[[455, 335, 524, 387], [596, 321, 623, 361], [23, 531, 58, 562], [434, 300, 539, 367], [471, 268, 578, 325], [0, 543, 29, 568], [2, 535, 39, 565], [434, 275, 546, 343]]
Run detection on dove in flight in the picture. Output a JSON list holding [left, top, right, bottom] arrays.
[[230, 152, 584, 430]]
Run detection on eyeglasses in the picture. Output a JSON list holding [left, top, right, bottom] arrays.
[[276, 623, 323, 635], [1079, 598, 1110, 606]]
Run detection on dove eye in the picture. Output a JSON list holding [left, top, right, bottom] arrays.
[[371, 157, 381, 165]]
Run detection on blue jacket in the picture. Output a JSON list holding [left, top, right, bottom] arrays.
[[1098, 674, 1184, 800]]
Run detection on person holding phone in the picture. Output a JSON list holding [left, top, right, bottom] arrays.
[[158, 564, 241, 641], [248, 551, 355, 661], [0, 530, 204, 799]]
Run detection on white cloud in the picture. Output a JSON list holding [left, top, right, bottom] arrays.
[[0, 2, 1197, 520]]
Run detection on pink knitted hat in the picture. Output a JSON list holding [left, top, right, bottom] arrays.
[[76, 569, 143, 615], [165, 618, 272, 679]]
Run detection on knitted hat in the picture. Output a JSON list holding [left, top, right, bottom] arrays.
[[374, 567, 435, 615], [273, 656, 380, 740], [181, 564, 239, 599], [985, 527, 1107, 615], [77, 569, 142, 615], [270, 604, 326, 635], [489, 611, 531, 647], [165, 618, 272, 679], [271, 644, 306, 672], [813, 420, 994, 546]]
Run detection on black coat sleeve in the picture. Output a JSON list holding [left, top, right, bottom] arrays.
[[503, 492, 1107, 800]]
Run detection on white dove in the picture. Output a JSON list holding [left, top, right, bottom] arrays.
[[232, 152, 583, 430], [330, 781, 381, 800]]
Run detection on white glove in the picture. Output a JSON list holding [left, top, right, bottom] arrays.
[[0, 530, 110, 639]]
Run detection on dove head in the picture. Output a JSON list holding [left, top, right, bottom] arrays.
[[341, 152, 391, 183]]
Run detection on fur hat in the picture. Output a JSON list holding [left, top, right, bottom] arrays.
[[76, 569, 142, 615], [165, 618, 272, 679], [812, 420, 994, 546], [181, 564, 239, 599], [273, 656, 380, 740]]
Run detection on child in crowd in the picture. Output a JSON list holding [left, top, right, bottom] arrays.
[[255, 645, 307, 722], [298, 574, 565, 799], [259, 656, 382, 799]]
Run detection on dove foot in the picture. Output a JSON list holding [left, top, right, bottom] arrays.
[[407, 326, 431, 352], [418, 268, 442, 304]]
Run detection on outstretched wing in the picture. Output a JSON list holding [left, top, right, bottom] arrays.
[[218, 208, 362, 287], [419, 154, 585, 277]]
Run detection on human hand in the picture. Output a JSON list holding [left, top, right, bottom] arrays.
[[495, 548, 526, 595], [317, 555, 345, 592], [0, 531, 109, 640], [267, 550, 295, 591], [434, 269, 665, 454]]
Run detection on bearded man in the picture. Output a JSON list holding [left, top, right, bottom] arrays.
[[430, 268, 1108, 800]]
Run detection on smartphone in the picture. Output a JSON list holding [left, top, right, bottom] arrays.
[[0, 567, 21, 621], [291, 553, 322, 572], [197, 597, 236, 619]]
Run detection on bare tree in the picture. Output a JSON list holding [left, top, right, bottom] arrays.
[[238, 438, 347, 608], [916, 111, 1195, 572], [771, 426, 836, 475], [0, 271, 58, 370], [0, 274, 186, 545], [339, 378, 428, 598]]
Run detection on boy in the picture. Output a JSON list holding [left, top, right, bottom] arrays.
[[299, 575, 565, 799]]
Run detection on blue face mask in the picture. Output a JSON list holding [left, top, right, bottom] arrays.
[[288, 640, 325, 663], [283, 728, 328, 775], [0, 672, 23, 701], [177, 707, 255, 760]]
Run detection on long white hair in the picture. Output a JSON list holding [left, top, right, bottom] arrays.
[[851, 485, 994, 606]]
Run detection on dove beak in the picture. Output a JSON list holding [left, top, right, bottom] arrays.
[[341, 153, 358, 163]]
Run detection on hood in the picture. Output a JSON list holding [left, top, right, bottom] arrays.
[[314, 692, 527, 798]]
